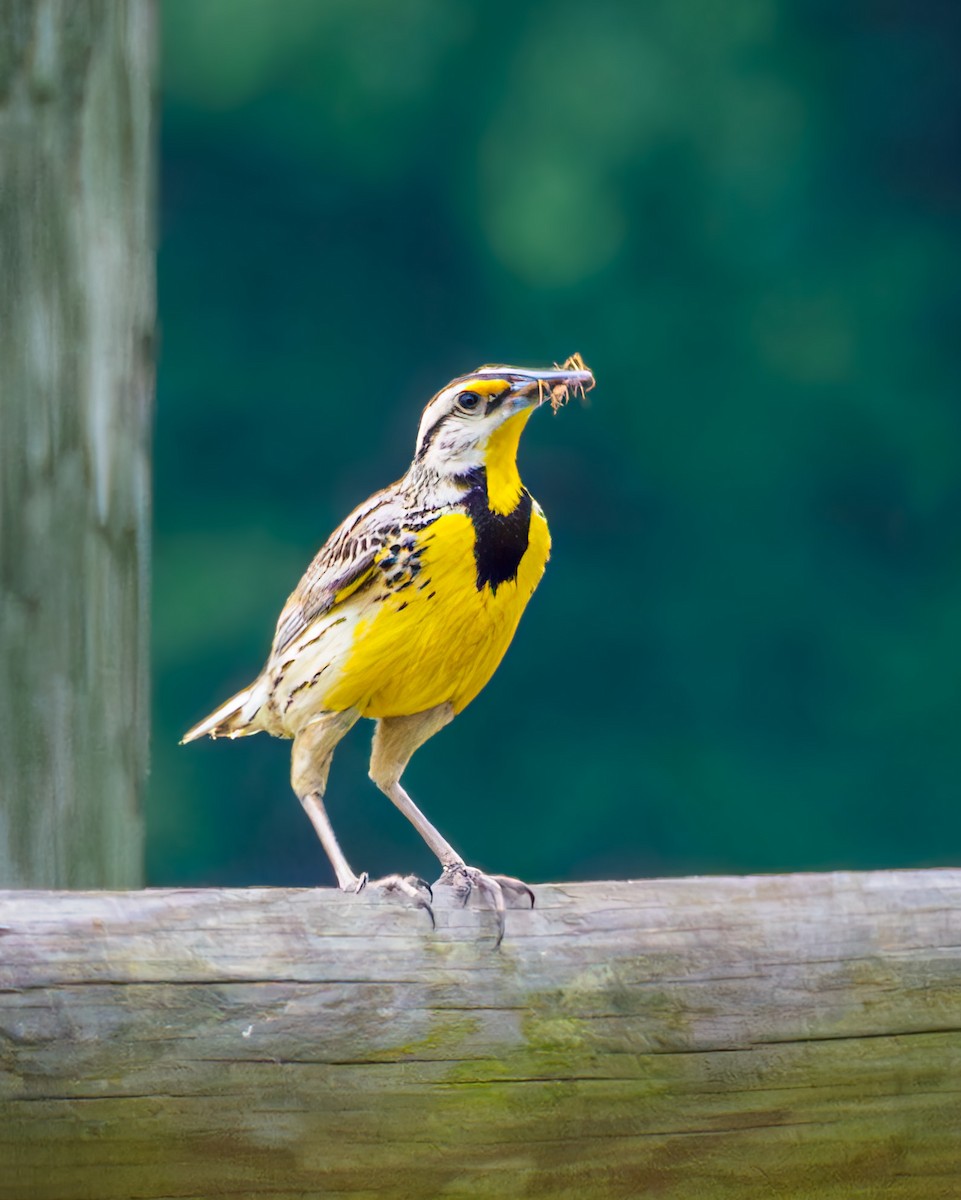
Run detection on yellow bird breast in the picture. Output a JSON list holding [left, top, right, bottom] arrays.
[[322, 502, 551, 719]]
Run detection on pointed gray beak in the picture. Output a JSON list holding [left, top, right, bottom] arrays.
[[471, 358, 595, 410]]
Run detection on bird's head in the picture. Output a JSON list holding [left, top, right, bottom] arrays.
[[412, 360, 594, 501]]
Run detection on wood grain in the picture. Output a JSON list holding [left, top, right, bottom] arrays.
[[0, 0, 154, 885], [3, 870, 960, 1198]]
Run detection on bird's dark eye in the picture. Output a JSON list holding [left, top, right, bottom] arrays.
[[456, 391, 481, 412]]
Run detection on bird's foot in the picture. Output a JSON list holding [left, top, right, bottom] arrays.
[[437, 863, 535, 948], [341, 872, 435, 929]]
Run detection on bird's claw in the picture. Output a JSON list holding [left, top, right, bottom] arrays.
[[344, 872, 435, 928], [437, 863, 535, 947]]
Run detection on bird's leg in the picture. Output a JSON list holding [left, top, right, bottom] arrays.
[[292, 709, 433, 922], [369, 705, 535, 946], [370, 706, 461, 865], [292, 709, 364, 890]]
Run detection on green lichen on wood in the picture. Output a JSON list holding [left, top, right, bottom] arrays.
[[3, 878, 961, 1198]]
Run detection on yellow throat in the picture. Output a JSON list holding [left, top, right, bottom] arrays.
[[483, 408, 533, 515]]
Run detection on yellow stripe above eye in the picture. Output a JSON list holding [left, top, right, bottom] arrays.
[[464, 379, 509, 397]]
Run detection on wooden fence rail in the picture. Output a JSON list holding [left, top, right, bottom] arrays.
[[3, 870, 961, 1198]]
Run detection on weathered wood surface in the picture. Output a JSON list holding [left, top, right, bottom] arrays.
[[0, 0, 155, 885], [2, 871, 960, 1199]]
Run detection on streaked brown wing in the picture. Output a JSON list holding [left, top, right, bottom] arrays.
[[271, 490, 395, 655]]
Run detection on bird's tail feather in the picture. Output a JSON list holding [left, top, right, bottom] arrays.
[[181, 680, 267, 744]]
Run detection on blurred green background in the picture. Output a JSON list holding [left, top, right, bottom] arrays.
[[152, 0, 961, 888]]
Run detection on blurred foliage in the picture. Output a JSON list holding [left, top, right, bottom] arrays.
[[153, 0, 961, 887]]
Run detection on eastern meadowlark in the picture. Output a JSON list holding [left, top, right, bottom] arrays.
[[183, 356, 594, 942]]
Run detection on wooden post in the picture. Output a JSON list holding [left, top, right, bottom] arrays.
[[2, 869, 960, 1198], [0, 1, 155, 885]]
